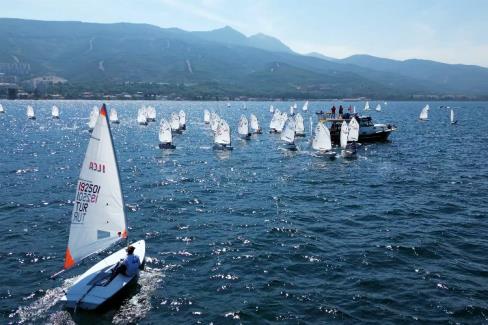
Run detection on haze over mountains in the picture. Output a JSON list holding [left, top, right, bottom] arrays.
[[1, 18, 487, 99]]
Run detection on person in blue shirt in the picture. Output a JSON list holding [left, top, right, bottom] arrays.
[[110, 245, 141, 280]]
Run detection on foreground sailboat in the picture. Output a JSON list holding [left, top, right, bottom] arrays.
[[295, 113, 305, 137], [109, 108, 120, 124], [52, 105, 60, 119], [342, 118, 359, 158], [419, 105, 429, 121], [59, 104, 145, 310], [27, 105, 36, 119], [312, 123, 335, 159], [213, 119, 233, 150], [238, 115, 251, 140], [249, 113, 262, 134], [159, 118, 175, 149], [281, 117, 297, 151], [450, 109, 457, 124]]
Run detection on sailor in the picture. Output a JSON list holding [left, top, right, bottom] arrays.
[[111, 245, 141, 279], [339, 105, 344, 118], [331, 106, 336, 118]]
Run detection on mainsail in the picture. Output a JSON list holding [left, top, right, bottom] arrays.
[[312, 123, 332, 151], [419, 105, 429, 120], [179, 110, 186, 128], [277, 112, 288, 133], [238, 115, 249, 136], [215, 119, 231, 145], [364, 101, 370, 111], [27, 105, 35, 118], [64, 104, 127, 270], [52, 105, 60, 118], [281, 118, 296, 144], [340, 121, 349, 148], [347, 117, 359, 142], [250, 114, 259, 132], [204, 109, 210, 123], [109, 109, 118, 123], [295, 113, 305, 134], [302, 101, 309, 112], [88, 107, 98, 130], [170, 112, 180, 131], [159, 119, 172, 143]]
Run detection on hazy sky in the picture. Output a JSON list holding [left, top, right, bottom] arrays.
[[2, 0, 488, 66]]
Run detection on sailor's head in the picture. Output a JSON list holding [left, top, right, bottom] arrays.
[[126, 245, 135, 255]]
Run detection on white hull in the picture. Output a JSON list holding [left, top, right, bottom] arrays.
[[61, 240, 145, 310]]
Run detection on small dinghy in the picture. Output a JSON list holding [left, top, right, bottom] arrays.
[[281, 117, 297, 151], [52, 105, 60, 119], [27, 105, 36, 120], [179, 110, 186, 130], [269, 105, 274, 113], [159, 118, 175, 149], [170, 112, 182, 134], [137, 108, 148, 125], [375, 104, 382, 112], [213, 119, 233, 150], [227, 102, 231, 108], [0, 103, 4, 113], [419, 105, 429, 121], [203, 109, 210, 124], [58, 104, 145, 311], [302, 101, 309, 112], [88, 107, 98, 132], [250, 113, 262, 134], [450, 109, 457, 125], [238, 115, 251, 140], [342, 118, 359, 159], [364, 101, 370, 111], [312, 122, 335, 159], [295, 113, 305, 137], [276, 112, 288, 133], [146, 106, 156, 122], [269, 110, 281, 133], [109, 108, 120, 124], [210, 112, 220, 132]]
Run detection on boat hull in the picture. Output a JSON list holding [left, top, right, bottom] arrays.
[[283, 142, 297, 151], [159, 142, 176, 149], [313, 150, 336, 159], [213, 144, 233, 151], [295, 133, 306, 137]]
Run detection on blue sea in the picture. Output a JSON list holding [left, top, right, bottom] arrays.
[[0, 100, 487, 324]]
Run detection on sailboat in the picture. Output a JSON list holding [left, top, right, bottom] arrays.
[[364, 101, 370, 111], [295, 113, 305, 137], [170, 112, 182, 134], [227, 102, 231, 108], [269, 110, 281, 133], [88, 107, 98, 132], [249, 113, 262, 134], [419, 104, 429, 121], [312, 122, 335, 159], [27, 105, 36, 120], [342, 118, 359, 158], [58, 104, 145, 310], [269, 105, 274, 113], [213, 119, 233, 150], [281, 117, 297, 151], [52, 105, 60, 119], [302, 101, 309, 112], [450, 109, 457, 124], [178, 110, 186, 130], [146, 106, 156, 122], [210, 112, 220, 132], [276, 112, 288, 133], [203, 109, 210, 124], [238, 115, 251, 140], [109, 108, 120, 124], [0, 104, 4, 113], [137, 108, 148, 125], [289, 105, 295, 116], [159, 118, 175, 149], [375, 104, 382, 112]]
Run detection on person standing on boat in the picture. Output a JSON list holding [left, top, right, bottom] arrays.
[[331, 105, 336, 118], [339, 105, 344, 118], [111, 245, 141, 280]]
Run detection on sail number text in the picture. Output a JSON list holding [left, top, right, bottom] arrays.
[[72, 181, 101, 224]]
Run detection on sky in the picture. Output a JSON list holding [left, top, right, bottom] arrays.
[[2, 0, 488, 66]]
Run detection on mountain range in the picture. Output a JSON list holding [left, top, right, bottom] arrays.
[[0, 18, 487, 99]]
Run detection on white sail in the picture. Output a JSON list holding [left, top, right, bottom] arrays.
[[340, 121, 349, 148], [364, 101, 370, 111], [227, 102, 231, 108], [277, 112, 288, 133], [137, 108, 147, 125], [302, 101, 309, 112], [204, 109, 210, 123], [269, 105, 274, 113], [179, 110, 186, 128], [290, 105, 294, 115], [170, 112, 180, 131], [353, 106, 356, 114], [0, 104, 4, 113], [312, 122, 332, 151], [159, 119, 172, 143], [63, 104, 127, 270], [348, 117, 359, 142], [250, 113, 260, 132], [27, 105, 35, 118], [376, 104, 381, 112], [281, 118, 296, 144], [146, 106, 156, 121], [109, 109, 119, 123], [88, 107, 98, 129], [269, 111, 281, 130], [295, 113, 305, 135], [450, 109, 455, 123], [215, 119, 231, 145], [419, 104, 429, 120], [210, 112, 220, 132], [52, 105, 60, 118], [238, 115, 249, 136]]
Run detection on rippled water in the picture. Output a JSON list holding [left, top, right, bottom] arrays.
[[0, 100, 487, 324]]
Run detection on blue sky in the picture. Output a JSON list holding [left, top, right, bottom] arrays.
[[2, 0, 488, 66]]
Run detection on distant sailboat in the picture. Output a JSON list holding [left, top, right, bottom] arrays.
[[289, 105, 295, 116], [88, 107, 98, 131], [210, 112, 220, 132], [364, 101, 370, 111], [213, 119, 233, 150], [450, 109, 457, 124], [295, 113, 305, 137], [276, 112, 288, 133], [203, 109, 210, 124], [59, 104, 145, 310], [146, 106, 156, 122], [27, 105, 36, 120], [159, 118, 175, 149], [238, 115, 251, 140], [249, 113, 262, 134], [302, 101, 309, 112], [52, 105, 60, 119], [109, 108, 119, 124], [269, 105, 274, 113], [340, 121, 349, 149], [269, 110, 281, 133], [376, 104, 382, 112], [179, 110, 186, 130], [170, 112, 181, 133], [281, 117, 297, 151], [0, 104, 4, 113], [419, 104, 429, 121], [312, 122, 335, 159], [227, 102, 231, 108], [137, 108, 148, 125], [342, 118, 359, 158]]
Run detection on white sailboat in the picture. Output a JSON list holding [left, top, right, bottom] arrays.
[[210, 112, 220, 132], [238, 115, 251, 140], [146, 106, 156, 122], [269, 110, 281, 133], [375, 104, 382, 112], [340, 121, 349, 149], [109, 109, 119, 124], [170, 112, 181, 133], [281, 117, 297, 151], [302, 101, 309, 112], [419, 104, 429, 121], [249, 113, 262, 134], [27, 105, 36, 120], [178, 110, 186, 130], [312, 122, 335, 159], [289, 105, 295, 116], [342, 118, 359, 158], [58, 104, 145, 310], [450, 109, 457, 124], [88, 107, 98, 131], [52, 105, 60, 119], [295, 113, 305, 137], [227, 102, 231, 108], [137, 108, 148, 125], [203, 109, 210, 124], [0, 103, 4, 113], [159, 118, 175, 149], [213, 119, 233, 150], [269, 105, 274, 113], [364, 101, 370, 111]]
